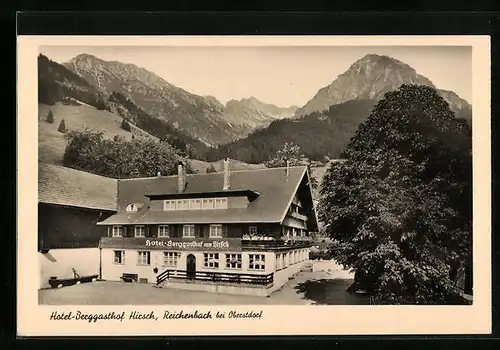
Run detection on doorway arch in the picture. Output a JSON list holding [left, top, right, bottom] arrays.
[[186, 254, 196, 279]]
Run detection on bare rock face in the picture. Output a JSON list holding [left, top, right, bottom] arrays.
[[294, 54, 471, 121], [224, 96, 298, 128]]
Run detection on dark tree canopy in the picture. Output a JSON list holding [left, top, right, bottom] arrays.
[[121, 119, 131, 132], [318, 85, 472, 304], [63, 128, 192, 179]]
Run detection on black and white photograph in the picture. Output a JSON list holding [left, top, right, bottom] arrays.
[[17, 35, 491, 335]]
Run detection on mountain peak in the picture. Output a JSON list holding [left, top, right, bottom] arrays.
[[70, 53, 103, 63], [295, 54, 441, 118]]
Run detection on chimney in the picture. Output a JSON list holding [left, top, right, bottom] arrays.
[[223, 158, 230, 191], [178, 161, 185, 192]]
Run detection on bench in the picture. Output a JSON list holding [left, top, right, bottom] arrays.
[[120, 273, 138, 283]]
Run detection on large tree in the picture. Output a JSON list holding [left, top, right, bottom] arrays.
[[318, 84, 472, 305]]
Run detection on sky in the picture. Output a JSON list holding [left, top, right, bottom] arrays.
[[40, 45, 472, 107]]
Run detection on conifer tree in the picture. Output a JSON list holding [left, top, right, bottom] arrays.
[[57, 118, 67, 133], [46, 110, 54, 123]]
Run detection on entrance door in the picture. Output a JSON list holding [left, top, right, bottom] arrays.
[[186, 254, 196, 279]]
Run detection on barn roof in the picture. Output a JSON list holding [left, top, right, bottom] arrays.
[[38, 163, 117, 211]]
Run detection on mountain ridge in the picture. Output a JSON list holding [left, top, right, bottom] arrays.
[[294, 54, 471, 121], [63, 54, 297, 144]]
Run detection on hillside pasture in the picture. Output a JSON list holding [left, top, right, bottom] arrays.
[[38, 103, 156, 165], [38, 103, 264, 174]]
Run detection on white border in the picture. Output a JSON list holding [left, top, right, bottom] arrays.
[[17, 35, 491, 336]]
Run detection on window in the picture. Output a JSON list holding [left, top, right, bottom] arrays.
[[204, 253, 219, 268], [292, 228, 297, 237], [249, 254, 265, 270], [134, 225, 145, 237], [183, 225, 195, 238], [112, 225, 122, 237], [276, 253, 282, 270], [137, 251, 151, 265], [164, 252, 180, 267], [190, 199, 201, 210], [158, 225, 170, 238], [209, 224, 223, 238], [288, 253, 292, 266], [177, 199, 189, 210], [226, 253, 242, 269], [164, 200, 176, 211], [202, 199, 214, 209], [215, 198, 227, 209], [249, 226, 257, 236], [113, 250, 125, 264]]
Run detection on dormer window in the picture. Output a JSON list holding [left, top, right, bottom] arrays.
[[126, 203, 143, 212], [163, 198, 228, 211], [215, 198, 227, 209], [202, 199, 214, 209]]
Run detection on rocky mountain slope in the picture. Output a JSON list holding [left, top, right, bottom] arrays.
[[224, 97, 297, 128], [294, 54, 472, 121], [64, 54, 297, 145]]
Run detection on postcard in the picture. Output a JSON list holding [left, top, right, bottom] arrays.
[[17, 35, 491, 336]]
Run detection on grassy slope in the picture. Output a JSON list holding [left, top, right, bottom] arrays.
[[38, 103, 265, 173], [39, 103, 142, 165]]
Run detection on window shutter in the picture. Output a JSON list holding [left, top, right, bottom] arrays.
[[222, 225, 228, 237]]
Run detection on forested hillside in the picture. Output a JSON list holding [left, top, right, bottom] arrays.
[[206, 100, 377, 163]]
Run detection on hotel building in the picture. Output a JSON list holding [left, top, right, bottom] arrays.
[[97, 159, 318, 296]]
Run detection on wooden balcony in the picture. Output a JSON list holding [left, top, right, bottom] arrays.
[[288, 211, 308, 221], [157, 269, 274, 286]]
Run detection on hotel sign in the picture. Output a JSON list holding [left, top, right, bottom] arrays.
[[146, 238, 236, 251], [100, 237, 241, 251]]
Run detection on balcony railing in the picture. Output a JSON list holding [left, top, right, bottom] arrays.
[[287, 211, 308, 221], [241, 237, 312, 249], [157, 269, 274, 286]]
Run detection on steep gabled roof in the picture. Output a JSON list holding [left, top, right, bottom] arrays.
[[38, 163, 117, 211], [98, 166, 316, 226]]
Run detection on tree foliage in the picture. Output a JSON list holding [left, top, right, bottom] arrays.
[[206, 164, 217, 173], [121, 119, 131, 132], [63, 128, 192, 178], [57, 119, 67, 133], [46, 110, 54, 123], [318, 85, 472, 304]]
